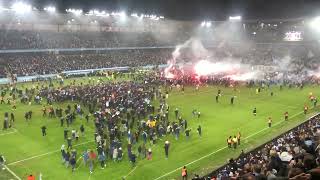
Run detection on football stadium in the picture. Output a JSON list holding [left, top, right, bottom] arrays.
[[1, 1, 320, 180]]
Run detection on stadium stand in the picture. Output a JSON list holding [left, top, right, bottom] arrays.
[[204, 114, 320, 180]]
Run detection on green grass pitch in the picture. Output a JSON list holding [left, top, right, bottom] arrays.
[[0, 78, 319, 180]]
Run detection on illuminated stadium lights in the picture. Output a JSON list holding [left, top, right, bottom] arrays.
[[11, 2, 32, 14], [201, 21, 211, 28], [310, 17, 320, 31], [44, 6, 56, 13], [119, 11, 126, 17], [66, 8, 83, 16], [87, 9, 109, 17], [149, 14, 160, 20], [229, 16, 241, 21], [131, 13, 138, 17]]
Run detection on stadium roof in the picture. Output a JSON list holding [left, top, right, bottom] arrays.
[[1, 0, 320, 21]]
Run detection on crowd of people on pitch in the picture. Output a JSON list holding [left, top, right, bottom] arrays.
[[0, 49, 170, 76], [0, 72, 203, 173], [47, 77, 202, 173], [208, 114, 320, 180]]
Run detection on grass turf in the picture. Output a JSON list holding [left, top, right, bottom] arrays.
[[0, 78, 319, 180]]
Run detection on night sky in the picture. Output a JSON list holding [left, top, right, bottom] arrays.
[[11, 0, 320, 20]]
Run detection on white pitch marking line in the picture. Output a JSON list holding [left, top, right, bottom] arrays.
[[153, 112, 319, 180], [8, 140, 94, 166], [4, 165, 21, 180], [123, 166, 138, 179]]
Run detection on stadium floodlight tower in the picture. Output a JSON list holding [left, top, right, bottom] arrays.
[[44, 6, 56, 13], [11, 2, 32, 14], [229, 16, 242, 21]]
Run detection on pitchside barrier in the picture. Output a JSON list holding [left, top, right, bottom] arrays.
[[203, 113, 320, 179], [0, 64, 168, 84]]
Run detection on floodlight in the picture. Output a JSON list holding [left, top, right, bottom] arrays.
[[119, 11, 126, 17], [44, 6, 56, 13], [159, 16, 164, 19], [66, 8, 82, 16], [310, 17, 320, 31], [131, 13, 139, 18], [201, 21, 206, 27], [11, 2, 32, 14], [229, 16, 241, 20], [206, 22, 212, 27]]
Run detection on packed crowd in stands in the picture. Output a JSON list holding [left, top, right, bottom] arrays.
[[1, 49, 171, 76], [0, 30, 188, 50], [208, 114, 320, 180], [0, 29, 319, 80]]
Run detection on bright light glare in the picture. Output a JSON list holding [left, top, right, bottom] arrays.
[[201, 21, 206, 27], [229, 16, 242, 20], [310, 17, 320, 31], [206, 22, 212, 27], [44, 6, 56, 13], [66, 8, 83, 16], [11, 2, 32, 14], [87, 9, 108, 17], [227, 72, 257, 81], [119, 11, 126, 17], [131, 13, 138, 17]]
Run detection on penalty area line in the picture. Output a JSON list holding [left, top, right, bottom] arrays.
[[4, 165, 21, 180], [153, 112, 319, 180], [8, 140, 95, 166]]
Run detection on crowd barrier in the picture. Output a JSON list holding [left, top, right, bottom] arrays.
[[0, 64, 167, 84]]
